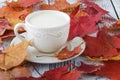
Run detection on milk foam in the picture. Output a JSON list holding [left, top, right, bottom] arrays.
[[29, 11, 68, 28]]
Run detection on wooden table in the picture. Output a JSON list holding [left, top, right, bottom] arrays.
[[0, 0, 120, 80]]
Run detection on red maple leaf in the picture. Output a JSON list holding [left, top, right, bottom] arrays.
[[15, 64, 81, 80], [97, 30, 120, 49], [83, 30, 119, 58], [44, 64, 69, 80], [84, 1, 108, 15], [60, 69, 81, 80], [94, 61, 120, 80], [68, 1, 108, 40], [76, 62, 102, 73]]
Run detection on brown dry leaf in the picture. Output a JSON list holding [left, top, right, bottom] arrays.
[[0, 41, 30, 70], [40, 0, 81, 13]]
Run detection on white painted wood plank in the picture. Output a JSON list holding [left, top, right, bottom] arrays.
[[89, 0, 118, 19], [111, 0, 120, 18]]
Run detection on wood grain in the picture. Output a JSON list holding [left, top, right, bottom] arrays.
[[111, 0, 120, 18]]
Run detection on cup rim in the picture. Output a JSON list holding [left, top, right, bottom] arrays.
[[25, 10, 70, 29]]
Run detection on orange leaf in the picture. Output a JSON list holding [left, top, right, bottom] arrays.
[[40, 0, 81, 13], [0, 6, 31, 30], [55, 43, 83, 60], [0, 41, 30, 70], [6, 0, 43, 8]]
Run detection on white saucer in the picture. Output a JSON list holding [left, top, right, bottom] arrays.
[[10, 32, 86, 64]]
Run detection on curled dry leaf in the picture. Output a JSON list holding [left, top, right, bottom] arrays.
[[0, 41, 30, 70]]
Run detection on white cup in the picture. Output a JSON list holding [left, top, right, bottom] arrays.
[[14, 10, 70, 53]]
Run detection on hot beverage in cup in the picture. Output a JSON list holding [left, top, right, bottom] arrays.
[[14, 10, 70, 53]]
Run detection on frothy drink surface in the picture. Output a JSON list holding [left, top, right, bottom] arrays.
[[29, 12, 67, 28]]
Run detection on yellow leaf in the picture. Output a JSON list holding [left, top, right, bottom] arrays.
[[0, 41, 30, 70], [87, 54, 120, 61], [117, 19, 120, 24]]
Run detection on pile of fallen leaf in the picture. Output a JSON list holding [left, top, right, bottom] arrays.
[[0, 0, 120, 80]]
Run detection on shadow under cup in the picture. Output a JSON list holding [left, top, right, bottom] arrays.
[[14, 10, 70, 53]]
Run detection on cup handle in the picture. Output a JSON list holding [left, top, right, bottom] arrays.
[[14, 23, 26, 41], [14, 23, 41, 52]]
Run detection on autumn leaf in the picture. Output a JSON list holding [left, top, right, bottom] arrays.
[[0, 41, 30, 70], [70, 5, 88, 18], [0, 70, 10, 80], [0, 30, 15, 41], [11, 66, 31, 78], [106, 19, 120, 34], [83, 35, 118, 58], [0, 66, 31, 80], [6, 0, 43, 8], [97, 30, 120, 49], [83, 30, 120, 58], [0, 19, 10, 36], [44, 64, 70, 80], [0, 6, 31, 30], [68, 1, 108, 40], [84, 1, 108, 15], [76, 62, 102, 73], [60, 69, 81, 80], [94, 61, 120, 80], [18, 0, 43, 8], [15, 77, 44, 80], [117, 19, 120, 24], [87, 54, 120, 61], [55, 43, 83, 60], [40, 0, 81, 13]]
